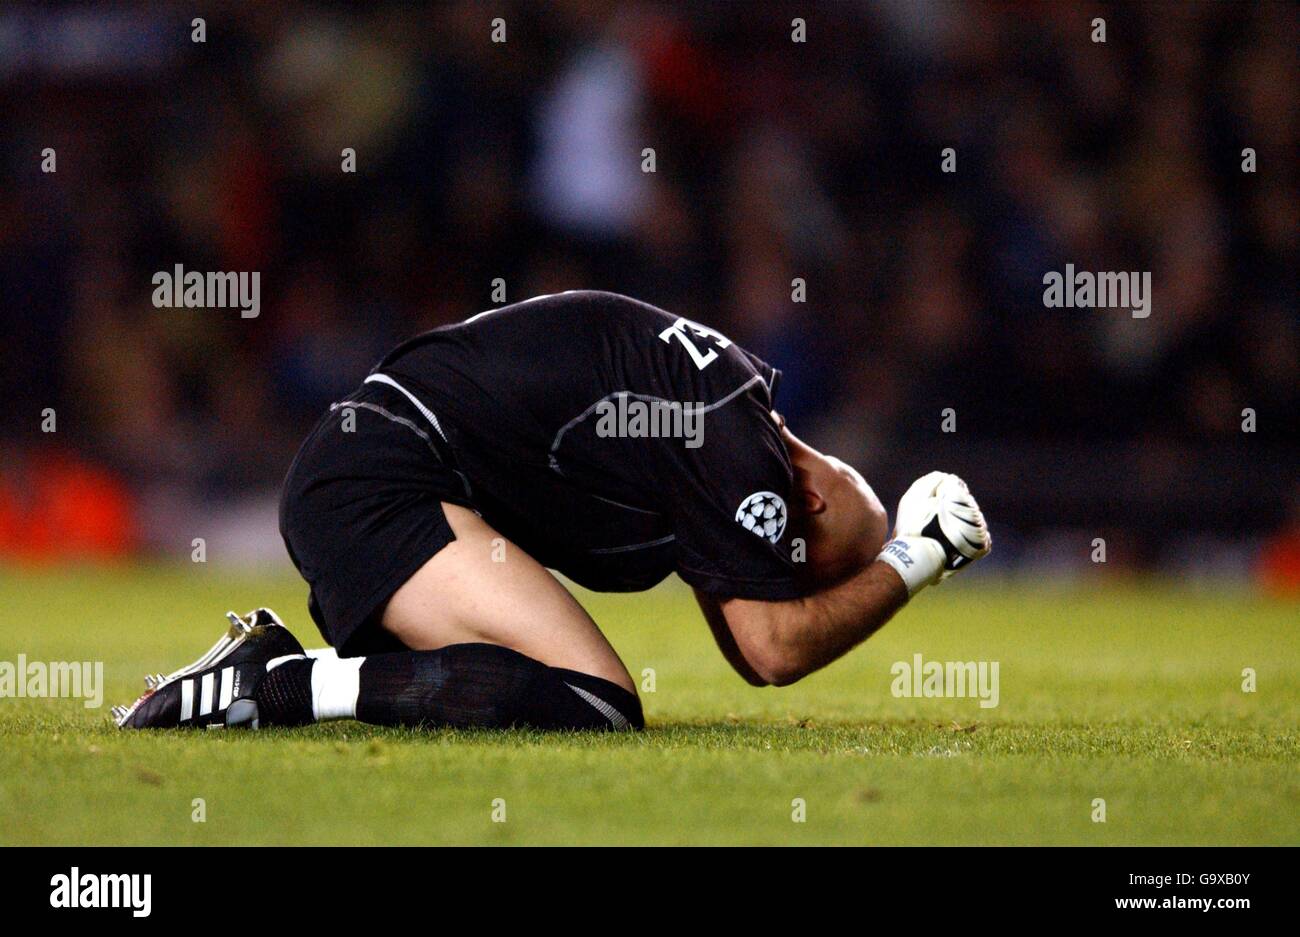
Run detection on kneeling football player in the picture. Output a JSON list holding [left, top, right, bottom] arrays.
[[115, 291, 990, 732]]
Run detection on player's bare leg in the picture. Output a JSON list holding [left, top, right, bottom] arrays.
[[227, 502, 643, 732], [121, 599, 643, 731], [381, 503, 635, 693]]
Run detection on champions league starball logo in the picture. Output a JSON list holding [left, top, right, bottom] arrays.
[[735, 491, 787, 544]]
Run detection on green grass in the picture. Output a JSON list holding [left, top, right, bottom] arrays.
[[1, 565, 1296, 845]]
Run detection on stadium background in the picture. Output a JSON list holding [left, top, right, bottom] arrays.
[[1, 0, 1296, 587], [1, 1, 1298, 852]]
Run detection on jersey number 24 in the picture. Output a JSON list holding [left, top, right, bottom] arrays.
[[658, 317, 733, 370]]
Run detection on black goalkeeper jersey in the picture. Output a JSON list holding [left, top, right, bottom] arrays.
[[372, 291, 801, 600]]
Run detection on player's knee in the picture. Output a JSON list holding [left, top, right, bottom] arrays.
[[543, 668, 645, 731], [387, 643, 644, 731]]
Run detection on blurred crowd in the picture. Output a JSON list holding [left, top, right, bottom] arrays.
[[0, 1, 1296, 573]]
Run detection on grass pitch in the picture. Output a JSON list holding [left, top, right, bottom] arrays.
[[1, 565, 1296, 845]]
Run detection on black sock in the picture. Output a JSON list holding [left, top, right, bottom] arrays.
[[256, 644, 644, 731], [355, 643, 643, 731], [256, 657, 315, 726]]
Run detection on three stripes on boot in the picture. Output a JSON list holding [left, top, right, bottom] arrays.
[[179, 666, 236, 722]]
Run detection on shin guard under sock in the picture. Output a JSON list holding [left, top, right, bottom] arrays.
[[256, 643, 644, 731], [354, 643, 643, 731]]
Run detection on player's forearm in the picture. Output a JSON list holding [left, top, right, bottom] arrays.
[[761, 560, 909, 685], [762, 472, 993, 684], [715, 472, 991, 687], [709, 561, 908, 686]]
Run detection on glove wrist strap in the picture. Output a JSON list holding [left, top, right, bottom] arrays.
[[877, 537, 944, 597]]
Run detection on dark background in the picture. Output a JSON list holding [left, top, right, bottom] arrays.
[[0, 1, 1295, 583]]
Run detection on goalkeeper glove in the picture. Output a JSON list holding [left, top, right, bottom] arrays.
[[876, 471, 991, 597]]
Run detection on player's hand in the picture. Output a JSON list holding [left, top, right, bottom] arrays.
[[876, 471, 991, 596]]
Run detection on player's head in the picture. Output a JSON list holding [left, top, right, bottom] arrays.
[[776, 416, 888, 588]]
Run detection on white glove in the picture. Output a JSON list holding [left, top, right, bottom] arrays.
[[876, 471, 991, 596]]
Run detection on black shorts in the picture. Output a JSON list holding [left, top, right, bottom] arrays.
[[279, 379, 474, 657]]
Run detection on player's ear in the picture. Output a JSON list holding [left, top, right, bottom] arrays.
[[783, 427, 828, 516], [798, 483, 827, 516]]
